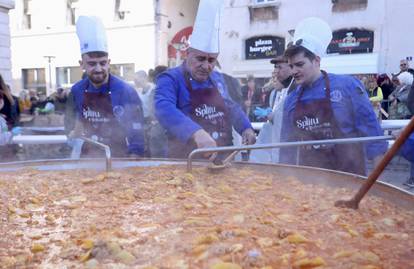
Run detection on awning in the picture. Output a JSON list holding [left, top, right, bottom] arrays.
[[321, 53, 379, 74], [231, 52, 379, 77]]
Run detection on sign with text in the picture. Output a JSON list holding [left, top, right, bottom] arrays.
[[327, 29, 374, 54], [245, 36, 285, 60]]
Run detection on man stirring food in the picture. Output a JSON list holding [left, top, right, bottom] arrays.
[[154, 0, 255, 158], [280, 17, 387, 175], [68, 16, 144, 157]]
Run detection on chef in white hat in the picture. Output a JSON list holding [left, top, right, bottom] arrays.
[[154, 0, 255, 158], [68, 16, 145, 157], [279, 17, 386, 175]]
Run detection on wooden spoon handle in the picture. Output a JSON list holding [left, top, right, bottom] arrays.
[[340, 117, 414, 208]]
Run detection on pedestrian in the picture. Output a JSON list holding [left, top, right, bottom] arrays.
[[250, 54, 295, 163], [241, 74, 262, 121], [279, 17, 387, 175], [68, 16, 145, 157], [154, 0, 255, 159]]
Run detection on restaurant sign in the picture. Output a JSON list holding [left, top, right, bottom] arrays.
[[327, 29, 374, 54], [245, 36, 285, 60]]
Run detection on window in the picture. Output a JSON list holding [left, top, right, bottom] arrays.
[[23, 0, 32, 29], [110, 64, 135, 81], [332, 0, 368, 12], [22, 68, 46, 94], [253, 0, 277, 5], [56, 66, 83, 87], [249, 5, 279, 21]]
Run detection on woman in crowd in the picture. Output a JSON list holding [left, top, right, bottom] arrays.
[[0, 74, 19, 129], [367, 79, 383, 121], [389, 71, 413, 119]]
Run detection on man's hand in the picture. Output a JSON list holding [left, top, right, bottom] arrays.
[[191, 129, 217, 149], [68, 120, 84, 139], [242, 128, 256, 145]]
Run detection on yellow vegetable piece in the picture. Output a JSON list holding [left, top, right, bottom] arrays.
[[115, 250, 135, 265], [31, 243, 45, 253], [79, 250, 91, 262], [81, 239, 94, 250], [293, 257, 325, 268], [229, 243, 243, 253], [210, 262, 242, 269], [287, 233, 309, 244], [192, 244, 209, 255], [195, 233, 219, 245], [257, 237, 274, 248], [333, 250, 354, 259]]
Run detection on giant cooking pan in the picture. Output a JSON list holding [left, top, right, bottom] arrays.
[[1, 158, 413, 209]]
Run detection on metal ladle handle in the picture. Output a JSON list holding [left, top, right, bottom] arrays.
[[81, 136, 112, 172], [187, 135, 393, 172]]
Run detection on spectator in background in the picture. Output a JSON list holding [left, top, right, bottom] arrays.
[[0, 74, 19, 129], [376, 73, 394, 117], [241, 75, 262, 121], [18, 90, 31, 114], [389, 71, 413, 119], [134, 70, 155, 156], [399, 59, 410, 73], [48, 88, 68, 113], [215, 61, 244, 108], [147, 65, 168, 158], [367, 79, 383, 121]]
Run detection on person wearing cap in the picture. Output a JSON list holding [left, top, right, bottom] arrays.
[[154, 0, 255, 158], [249, 55, 295, 163], [279, 17, 387, 175], [68, 16, 144, 157]]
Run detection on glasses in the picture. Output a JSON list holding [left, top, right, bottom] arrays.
[[400, 63, 407, 67]]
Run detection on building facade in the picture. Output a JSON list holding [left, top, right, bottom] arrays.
[[219, 0, 414, 81], [9, 0, 198, 95], [9, 0, 414, 95], [0, 0, 15, 87]]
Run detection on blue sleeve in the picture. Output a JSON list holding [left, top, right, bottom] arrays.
[[347, 78, 387, 159], [154, 73, 201, 143], [400, 133, 414, 162], [123, 88, 145, 155]]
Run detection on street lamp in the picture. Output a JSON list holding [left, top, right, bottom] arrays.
[[43, 55, 55, 90]]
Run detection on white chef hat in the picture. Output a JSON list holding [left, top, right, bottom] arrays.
[[293, 17, 332, 57], [76, 16, 108, 55], [188, 0, 222, 54]]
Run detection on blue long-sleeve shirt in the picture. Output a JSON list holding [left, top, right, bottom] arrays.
[[71, 74, 145, 155], [154, 65, 252, 143], [401, 133, 414, 162], [280, 73, 387, 164]]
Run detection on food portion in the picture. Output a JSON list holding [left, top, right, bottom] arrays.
[[1, 165, 413, 268]]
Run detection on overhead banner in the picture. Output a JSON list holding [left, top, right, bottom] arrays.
[[245, 36, 285, 60], [327, 29, 374, 54]]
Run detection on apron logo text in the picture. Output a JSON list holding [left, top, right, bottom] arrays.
[[296, 116, 320, 130], [195, 104, 224, 120]]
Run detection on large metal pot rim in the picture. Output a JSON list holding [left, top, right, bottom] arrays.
[[2, 158, 412, 208]]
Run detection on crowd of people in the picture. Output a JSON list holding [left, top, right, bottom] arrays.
[[0, 9, 413, 186]]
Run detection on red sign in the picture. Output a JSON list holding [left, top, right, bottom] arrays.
[[168, 26, 193, 59]]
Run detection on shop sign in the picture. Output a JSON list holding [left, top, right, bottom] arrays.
[[327, 29, 374, 54], [245, 36, 284, 60], [168, 27, 193, 60]]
